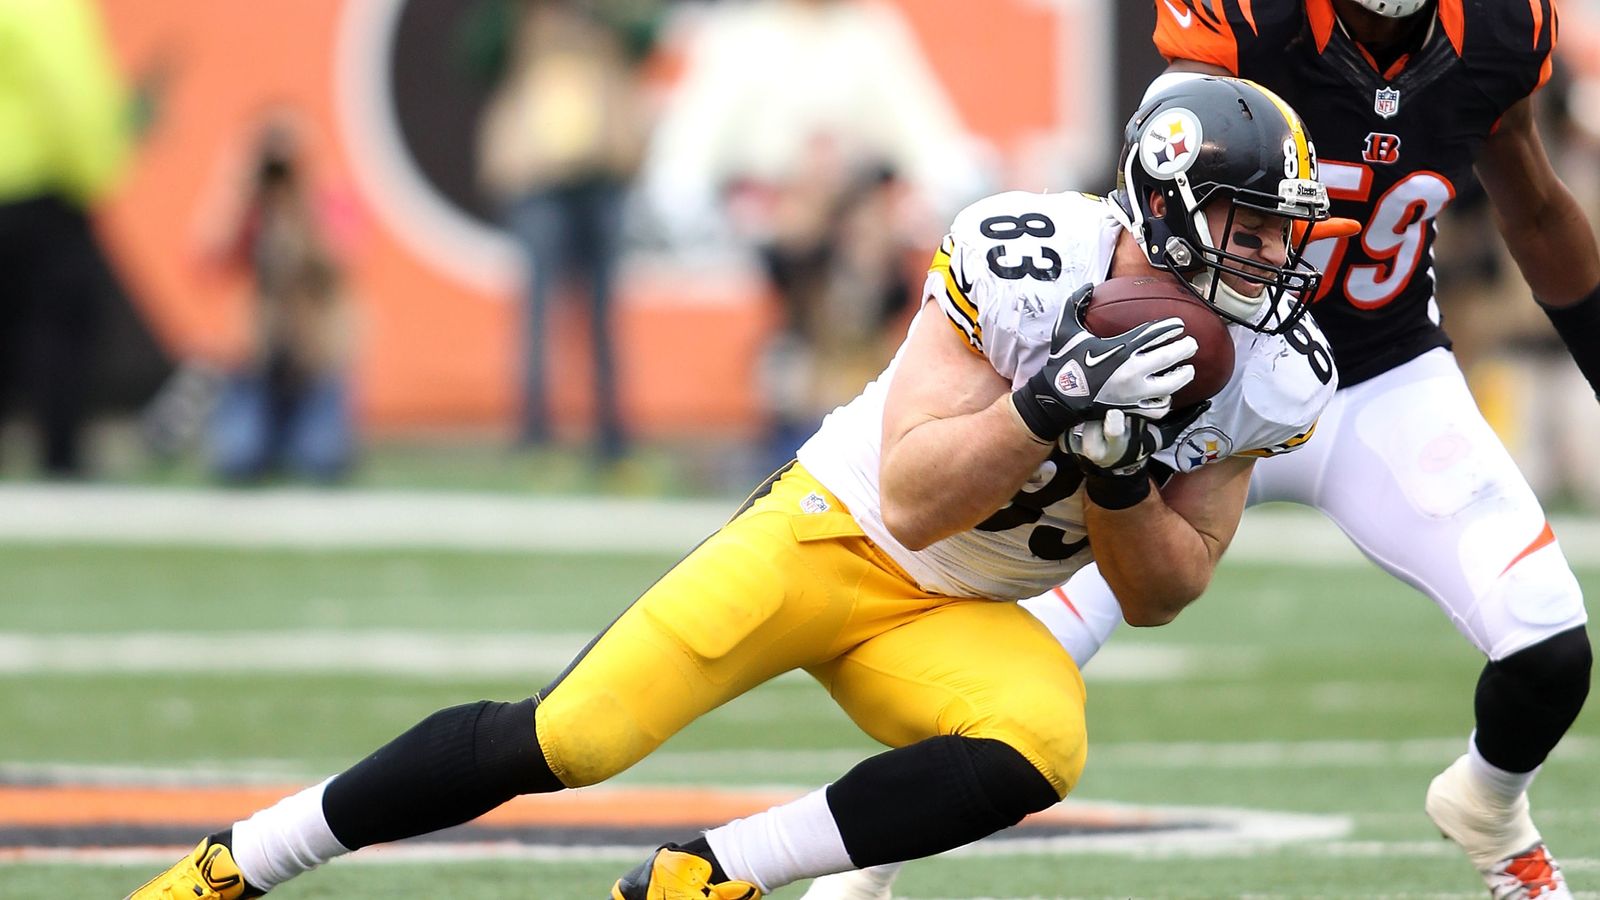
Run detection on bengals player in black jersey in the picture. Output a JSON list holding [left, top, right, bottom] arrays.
[[805, 2, 1595, 898], [1150, 4, 1594, 896]]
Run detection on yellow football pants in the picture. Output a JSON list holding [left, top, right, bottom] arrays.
[[533, 463, 1087, 797]]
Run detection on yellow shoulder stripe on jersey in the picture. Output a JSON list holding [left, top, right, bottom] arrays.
[[1239, 420, 1317, 458], [1242, 78, 1312, 178], [929, 239, 984, 354]]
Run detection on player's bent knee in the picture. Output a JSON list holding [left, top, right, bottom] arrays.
[[992, 724, 1084, 802], [1496, 625, 1592, 697], [827, 735, 1062, 867], [1482, 549, 1586, 644], [964, 736, 1069, 817], [967, 701, 1087, 800]]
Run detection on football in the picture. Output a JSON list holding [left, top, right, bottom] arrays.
[[1082, 275, 1235, 408]]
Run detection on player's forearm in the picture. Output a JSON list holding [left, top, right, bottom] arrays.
[[880, 396, 1053, 551], [1084, 496, 1213, 627], [1497, 186, 1600, 305]]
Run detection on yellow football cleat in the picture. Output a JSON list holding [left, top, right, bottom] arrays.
[[611, 846, 762, 900], [124, 836, 264, 900]]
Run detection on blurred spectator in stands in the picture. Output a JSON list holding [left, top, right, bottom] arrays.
[[0, 0, 131, 477], [637, 0, 989, 470], [752, 138, 925, 474], [466, 0, 662, 464], [205, 121, 356, 484], [640, 0, 987, 247]]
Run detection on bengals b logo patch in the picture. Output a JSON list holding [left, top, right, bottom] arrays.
[[1363, 133, 1402, 165]]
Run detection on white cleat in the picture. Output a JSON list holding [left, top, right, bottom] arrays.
[[1480, 845, 1571, 900], [798, 863, 903, 900], [1425, 754, 1572, 899]]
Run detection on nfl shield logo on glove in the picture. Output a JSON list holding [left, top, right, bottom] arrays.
[[1373, 86, 1400, 119], [1054, 361, 1091, 398]]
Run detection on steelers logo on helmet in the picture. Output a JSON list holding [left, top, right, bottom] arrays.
[[1140, 109, 1204, 178]]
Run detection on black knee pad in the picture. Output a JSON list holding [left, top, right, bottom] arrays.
[[827, 735, 1058, 867], [1475, 626, 1591, 773], [963, 735, 1062, 822]]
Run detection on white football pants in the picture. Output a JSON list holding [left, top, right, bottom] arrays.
[[1035, 347, 1588, 666]]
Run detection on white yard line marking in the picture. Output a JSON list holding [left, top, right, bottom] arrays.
[[0, 631, 594, 676], [0, 807, 1352, 863], [0, 484, 1592, 564], [0, 485, 731, 555], [1090, 736, 1600, 768], [0, 632, 1218, 682]]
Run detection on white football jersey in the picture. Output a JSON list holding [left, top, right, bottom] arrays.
[[796, 190, 1337, 601]]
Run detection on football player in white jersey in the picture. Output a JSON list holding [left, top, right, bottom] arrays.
[[124, 77, 1337, 900]]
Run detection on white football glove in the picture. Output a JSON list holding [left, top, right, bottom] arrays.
[[1067, 402, 1212, 475]]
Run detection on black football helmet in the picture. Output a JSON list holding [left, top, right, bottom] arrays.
[[1114, 76, 1331, 334]]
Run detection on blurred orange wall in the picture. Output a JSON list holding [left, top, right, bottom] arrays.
[[96, 0, 1103, 435]]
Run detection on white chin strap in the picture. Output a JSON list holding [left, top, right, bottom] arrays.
[[1347, 0, 1428, 17], [1191, 271, 1271, 328]]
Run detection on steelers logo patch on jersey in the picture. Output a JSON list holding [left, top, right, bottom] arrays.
[[1141, 109, 1204, 178], [1174, 426, 1234, 473]]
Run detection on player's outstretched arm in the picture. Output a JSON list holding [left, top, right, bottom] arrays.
[[1477, 96, 1600, 396], [1085, 454, 1253, 626]]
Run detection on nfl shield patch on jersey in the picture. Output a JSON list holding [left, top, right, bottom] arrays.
[[1373, 86, 1400, 119]]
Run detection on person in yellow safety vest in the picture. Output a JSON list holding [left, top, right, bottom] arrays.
[[0, 0, 131, 476]]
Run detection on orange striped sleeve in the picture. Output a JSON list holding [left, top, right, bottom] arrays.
[[1438, 0, 1466, 55], [1533, 0, 1558, 92]]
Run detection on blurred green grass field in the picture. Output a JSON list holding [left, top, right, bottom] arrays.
[[1, 528, 1596, 898]]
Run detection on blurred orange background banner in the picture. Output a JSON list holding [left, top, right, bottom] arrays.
[[97, 0, 1105, 435]]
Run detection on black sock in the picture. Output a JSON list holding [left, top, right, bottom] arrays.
[[825, 735, 1059, 867], [1474, 626, 1592, 772], [321, 698, 559, 849]]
